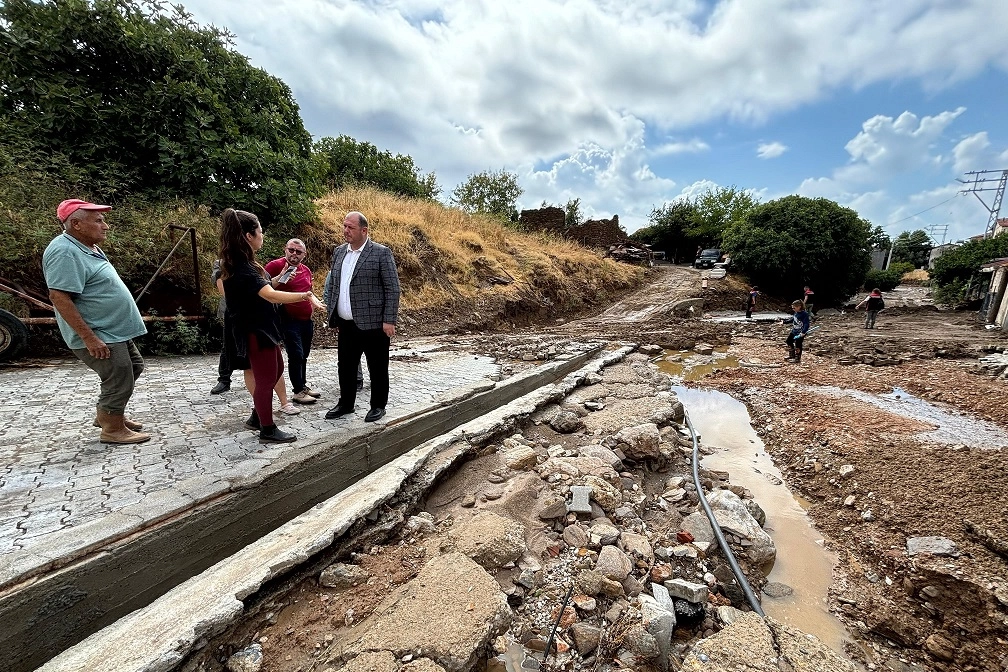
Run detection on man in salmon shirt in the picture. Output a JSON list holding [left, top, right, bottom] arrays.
[[264, 238, 322, 405]]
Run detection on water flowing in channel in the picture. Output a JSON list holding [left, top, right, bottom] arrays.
[[674, 386, 852, 655]]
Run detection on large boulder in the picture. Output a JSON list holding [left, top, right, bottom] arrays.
[[583, 475, 623, 513], [337, 553, 511, 672], [449, 511, 527, 569], [707, 490, 776, 566], [680, 612, 856, 672], [614, 423, 661, 460]]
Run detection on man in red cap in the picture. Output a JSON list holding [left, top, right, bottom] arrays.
[[42, 199, 151, 443]]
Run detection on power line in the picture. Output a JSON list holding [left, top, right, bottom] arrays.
[[888, 195, 958, 226]]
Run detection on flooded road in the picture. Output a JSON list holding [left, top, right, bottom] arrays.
[[673, 386, 853, 655]]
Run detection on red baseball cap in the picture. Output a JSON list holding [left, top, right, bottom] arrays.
[[57, 199, 111, 222]]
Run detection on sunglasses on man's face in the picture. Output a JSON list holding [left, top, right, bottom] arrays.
[[286, 248, 305, 254]]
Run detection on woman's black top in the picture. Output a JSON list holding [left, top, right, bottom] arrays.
[[222, 261, 282, 355]]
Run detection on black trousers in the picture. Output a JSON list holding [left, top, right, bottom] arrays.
[[335, 317, 390, 410], [217, 312, 250, 381]]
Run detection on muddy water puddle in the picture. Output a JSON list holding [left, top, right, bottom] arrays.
[[813, 385, 1008, 449], [655, 347, 740, 382], [674, 386, 852, 655]]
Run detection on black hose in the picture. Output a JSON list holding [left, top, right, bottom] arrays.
[[543, 582, 575, 664], [684, 410, 765, 617]]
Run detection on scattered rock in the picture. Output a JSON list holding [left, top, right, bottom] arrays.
[[550, 410, 584, 433], [226, 644, 263, 672], [320, 563, 370, 590], [907, 536, 959, 557], [596, 545, 633, 580], [450, 511, 527, 569], [762, 582, 794, 599], [569, 622, 601, 653]]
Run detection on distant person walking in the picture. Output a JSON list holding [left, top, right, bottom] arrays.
[[43, 199, 150, 444], [856, 288, 885, 329], [323, 211, 401, 423], [802, 285, 815, 315], [218, 209, 325, 443], [745, 285, 759, 319], [785, 299, 810, 364]]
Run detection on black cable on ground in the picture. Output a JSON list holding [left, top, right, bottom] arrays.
[[684, 410, 765, 617]]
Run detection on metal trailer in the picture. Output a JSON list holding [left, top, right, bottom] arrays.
[[0, 225, 204, 362]]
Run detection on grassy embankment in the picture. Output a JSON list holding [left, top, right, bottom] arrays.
[[2, 175, 643, 354]]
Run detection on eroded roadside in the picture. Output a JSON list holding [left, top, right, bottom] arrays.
[[181, 346, 852, 672]]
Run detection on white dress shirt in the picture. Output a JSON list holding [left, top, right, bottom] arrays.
[[336, 238, 369, 320]]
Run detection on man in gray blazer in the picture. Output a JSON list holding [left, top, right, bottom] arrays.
[[322, 211, 401, 422]]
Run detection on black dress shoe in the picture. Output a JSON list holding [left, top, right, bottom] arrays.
[[259, 424, 296, 443], [364, 408, 386, 423], [211, 381, 230, 395], [325, 405, 354, 419]]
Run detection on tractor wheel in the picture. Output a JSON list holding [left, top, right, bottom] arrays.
[[0, 308, 28, 362]]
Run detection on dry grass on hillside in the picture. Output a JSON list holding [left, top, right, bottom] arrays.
[[301, 188, 643, 329], [901, 269, 930, 285]]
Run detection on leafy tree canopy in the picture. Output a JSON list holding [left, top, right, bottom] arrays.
[[891, 229, 933, 268], [313, 135, 439, 200], [868, 225, 891, 250], [631, 200, 699, 263], [722, 195, 873, 306], [0, 0, 318, 227], [450, 169, 522, 222], [687, 186, 759, 245], [931, 236, 1008, 287], [630, 186, 757, 263]]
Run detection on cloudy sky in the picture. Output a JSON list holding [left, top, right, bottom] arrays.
[[183, 0, 1008, 241]]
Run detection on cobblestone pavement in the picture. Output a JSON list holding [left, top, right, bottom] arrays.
[[0, 341, 498, 579]]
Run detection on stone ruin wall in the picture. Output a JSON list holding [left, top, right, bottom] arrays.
[[518, 207, 626, 249]]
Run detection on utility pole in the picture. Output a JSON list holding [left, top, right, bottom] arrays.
[[927, 224, 948, 245], [957, 169, 1008, 238]]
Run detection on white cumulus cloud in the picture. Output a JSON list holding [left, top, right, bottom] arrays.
[[756, 142, 788, 159]]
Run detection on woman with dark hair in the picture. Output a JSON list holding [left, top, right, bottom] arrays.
[[218, 208, 325, 443]]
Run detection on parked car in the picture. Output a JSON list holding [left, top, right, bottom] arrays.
[[694, 248, 722, 269]]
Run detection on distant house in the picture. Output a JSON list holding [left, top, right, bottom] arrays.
[[928, 243, 959, 269]]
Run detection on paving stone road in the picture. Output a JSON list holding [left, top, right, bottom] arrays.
[[0, 342, 498, 581]]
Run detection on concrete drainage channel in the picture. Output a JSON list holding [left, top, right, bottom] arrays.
[[4, 344, 606, 672]]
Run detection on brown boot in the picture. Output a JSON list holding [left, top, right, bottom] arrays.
[[97, 409, 151, 444], [93, 415, 143, 431]]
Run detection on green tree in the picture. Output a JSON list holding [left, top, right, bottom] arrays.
[[631, 200, 700, 263], [313, 135, 439, 200], [687, 186, 759, 246], [868, 225, 891, 250], [891, 230, 933, 268], [0, 0, 318, 227], [450, 169, 523, 222], [930, 236, 1008, 304], [564, 198, 583, 228], [722, 195, 872, 306]]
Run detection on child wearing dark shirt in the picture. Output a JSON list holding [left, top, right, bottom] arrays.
[[745, 286, 759, 319], [856, 288, 885, 329], [786, 300, 810, 363]]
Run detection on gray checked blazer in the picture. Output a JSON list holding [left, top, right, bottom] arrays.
[[323, 239, 401, 331]]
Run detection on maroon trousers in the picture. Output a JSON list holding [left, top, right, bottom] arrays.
[[247, 334, 283, 426]]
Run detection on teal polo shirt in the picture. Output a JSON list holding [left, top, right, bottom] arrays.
[[42, 233, 147, 350]]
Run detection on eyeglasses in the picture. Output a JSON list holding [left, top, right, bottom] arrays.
[[286, 248, 305, 254]]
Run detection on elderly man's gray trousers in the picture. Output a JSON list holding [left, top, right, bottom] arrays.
[[72, 339, 144, 414]]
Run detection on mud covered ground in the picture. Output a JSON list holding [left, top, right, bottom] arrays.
[[700, 306, 1008, 671], [191, 266, 1008, 672]]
